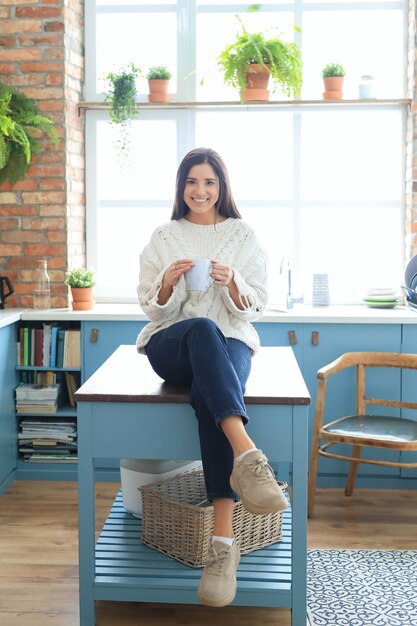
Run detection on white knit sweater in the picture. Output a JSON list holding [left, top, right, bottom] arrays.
[[136, 217, 268, 354]]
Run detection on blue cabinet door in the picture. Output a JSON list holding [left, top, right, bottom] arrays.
[[303, 323, 402, 485], [0, 323, 17, 491], [82, 321, 147, 380], [400, 324, 417, 477], [255, 322, 303, 364]]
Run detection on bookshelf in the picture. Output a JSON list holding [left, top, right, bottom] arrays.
[[15, 320, 81, 476]]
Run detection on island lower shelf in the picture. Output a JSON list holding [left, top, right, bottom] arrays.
[[94, 490, 293, 607]]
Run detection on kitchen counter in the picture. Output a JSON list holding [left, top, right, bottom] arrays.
[[1, 303, 417, 327]]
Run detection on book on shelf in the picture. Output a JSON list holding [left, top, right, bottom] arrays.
[[64, 372, 79, 407], [16, 323, 80, 369], [21, 453, 78, 463], [16, 403, 58, 414]]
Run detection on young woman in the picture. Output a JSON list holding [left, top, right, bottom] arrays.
[[137, 147, 287, 607]]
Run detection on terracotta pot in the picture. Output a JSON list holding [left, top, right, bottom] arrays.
[[242, 64, 270, 102], [70, 287, 94, 310], [148, 79, 170, 103], [322, 76, 344, 100]]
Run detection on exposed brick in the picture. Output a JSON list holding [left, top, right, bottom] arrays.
[[16, 7, 62, 19], [20, 62, 64, 73], [24, 243, 66, 257], [0, 48, 42, 62], [3, 231, 46, 244], [6, 74, 44, 87], [0, 9, 10, 19], [39, 178, 66, 191], [0, 244, 21, 255], [0, 218, 19, 230], [0, 206, 36, 216], [38, 100, 64, 112], [0, 63, 16, 73], [46, 73, 63, 85], [0, 179, 38, 191], [0, 21, 42, 34], [21, 191, 66, 204], [0, 36, 16, 47], [0, 192, 18, 204], [22, 217, 66, 230], [19, 86, 63, 99], [48, 231, 66, 242], [19, 33, 63, 47], [44, 21, 64, 32], [28, 166, 65, 178]]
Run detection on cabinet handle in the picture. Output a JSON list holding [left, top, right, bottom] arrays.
[[90, 328, 99, 343], [311, 331, 319, 346], [288, 330, 297, 345]]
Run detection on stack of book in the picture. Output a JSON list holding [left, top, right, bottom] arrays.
[[18, 416, 77, 463], [15, 382, 60, 414]]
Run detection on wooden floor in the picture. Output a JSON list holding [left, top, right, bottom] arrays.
[[0, 481, 416, 626]]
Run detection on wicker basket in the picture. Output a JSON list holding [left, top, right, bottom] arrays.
[[139, 468, 287, 568]]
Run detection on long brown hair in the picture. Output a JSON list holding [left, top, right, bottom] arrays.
[[171, 147, 242, 220]]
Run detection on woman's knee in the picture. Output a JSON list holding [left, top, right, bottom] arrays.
[[187, 317, 223, 340]]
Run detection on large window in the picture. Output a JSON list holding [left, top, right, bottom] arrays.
[[85, 1, 408, 304]]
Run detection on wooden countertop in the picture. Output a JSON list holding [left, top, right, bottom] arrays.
[[76, 345, 311, 406]]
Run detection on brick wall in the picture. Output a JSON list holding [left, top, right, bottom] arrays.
[[0, 0, 84, 308]]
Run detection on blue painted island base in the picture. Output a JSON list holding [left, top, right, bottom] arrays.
[[94, 491, 293, 608]]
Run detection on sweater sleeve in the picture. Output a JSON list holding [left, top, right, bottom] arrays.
[[221, 245, 268, 322], [137, 237, 187, 322]]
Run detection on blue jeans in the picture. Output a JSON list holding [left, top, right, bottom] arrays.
[[145, 318, 252, 500]]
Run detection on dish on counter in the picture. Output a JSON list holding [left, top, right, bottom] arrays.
[[363, 300, 400, 309]]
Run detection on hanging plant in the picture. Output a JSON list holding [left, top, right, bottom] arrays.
[[104, 63, 141, 167], [0, 82, 58, 186]]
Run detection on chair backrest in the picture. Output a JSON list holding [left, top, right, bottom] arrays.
[[318, 351, 417, 415]]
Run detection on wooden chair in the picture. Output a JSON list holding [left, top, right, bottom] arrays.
[[308, 352, 417, 517]]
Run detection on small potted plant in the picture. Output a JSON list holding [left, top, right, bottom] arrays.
[[217, 16, 302, 103], [64, 267, 96, 311], [146, 65, 172, 103], [322, 63, 345, 100], [0, 82, 58, 186], [104, 63, 141, 164]]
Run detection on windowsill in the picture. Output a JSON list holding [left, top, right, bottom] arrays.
[[78, 98, 411, 111]]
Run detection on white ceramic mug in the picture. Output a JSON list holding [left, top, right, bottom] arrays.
[[185, 258, 213, 291]]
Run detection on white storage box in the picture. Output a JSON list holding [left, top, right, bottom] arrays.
[[120, 458, 201, 517]]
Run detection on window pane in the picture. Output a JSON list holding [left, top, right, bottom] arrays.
[[302, 11, 404, 99], [195, 111, 293, 200], [300, 206, 403, 304], [300, 109, 403, 203], [244, 206, 293, 304], [98, 1, 174, 4], [96, 118, 178, 201], [96, 206, 169, 300], [96, 13, 177, 96], [197, 12, 297, 101]]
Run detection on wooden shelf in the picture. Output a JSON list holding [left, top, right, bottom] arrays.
[[79, 98, 411, 111]]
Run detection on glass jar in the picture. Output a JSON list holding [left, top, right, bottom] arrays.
[[33, 259, 51, 309], [359, 75, 376, 99]]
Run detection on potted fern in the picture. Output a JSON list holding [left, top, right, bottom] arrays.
[[0, 82, 58, 186], [64, 267, 96, 311], [146, 65, 172, 103], [217, 16, 302, 102], [322, 63, 345, 100], [104, 63, 141, 164]]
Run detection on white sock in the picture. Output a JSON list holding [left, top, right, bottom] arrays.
[[212, 535, 234, 546], [235, 447, 258, 462]]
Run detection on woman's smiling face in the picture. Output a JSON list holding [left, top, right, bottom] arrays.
[[183, 163, 220, 224]]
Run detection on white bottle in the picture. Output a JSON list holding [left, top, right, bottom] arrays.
[[33, 259, 51, 309]]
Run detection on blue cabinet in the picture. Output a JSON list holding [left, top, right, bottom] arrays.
[[83, 321, 146, 380], [0, 323, 17, 493]]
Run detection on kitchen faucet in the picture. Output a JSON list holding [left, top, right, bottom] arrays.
[[279, 257, 303, 309]]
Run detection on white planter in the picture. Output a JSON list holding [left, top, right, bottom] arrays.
[[120, 458, 202, 517]]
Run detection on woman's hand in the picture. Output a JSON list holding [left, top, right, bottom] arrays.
[[162, 259, 194, 289], [211, 260, 234, 287]]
